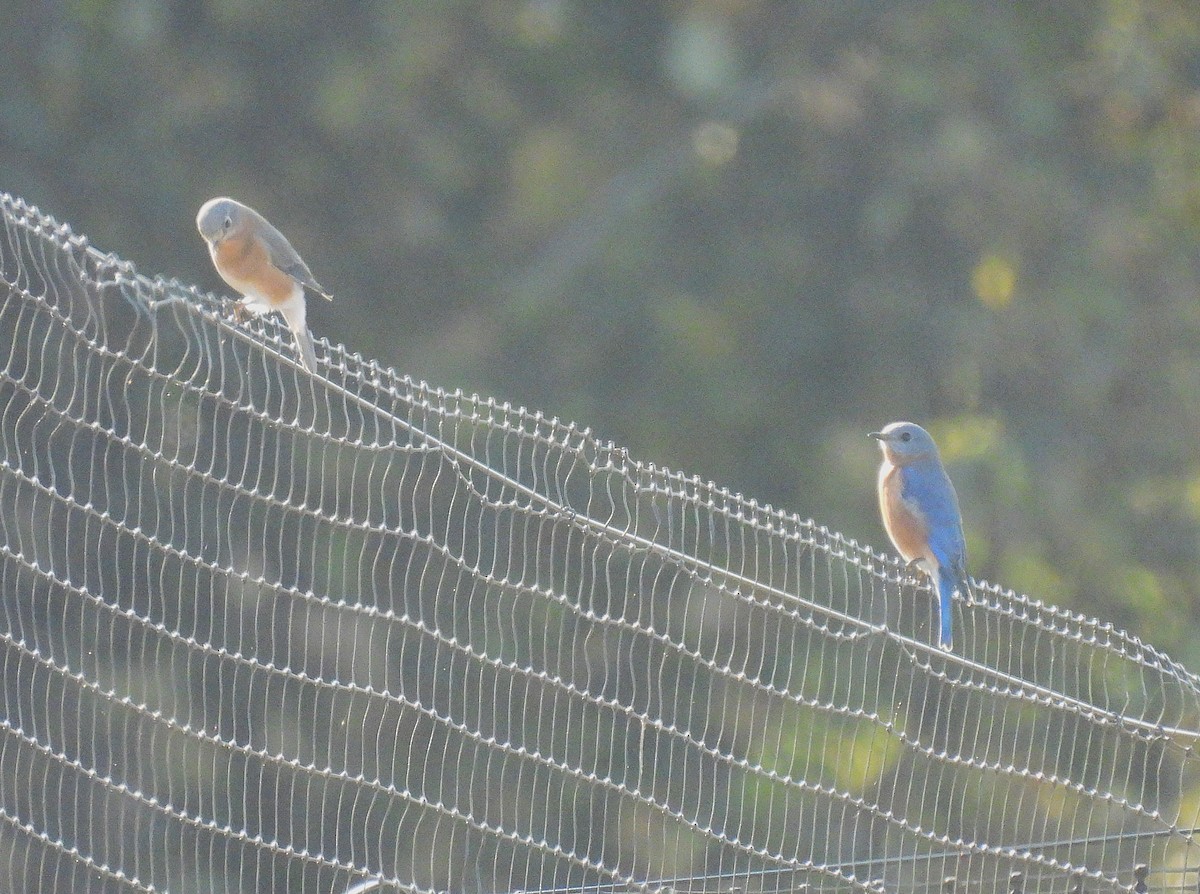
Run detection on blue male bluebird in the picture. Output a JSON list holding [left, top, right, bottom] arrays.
[[196, 197, 332, 372], [870, 421, 970, 651]]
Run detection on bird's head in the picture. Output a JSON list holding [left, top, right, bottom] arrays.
[[869, 421, 940, 464], [196, 197, 247, 247]]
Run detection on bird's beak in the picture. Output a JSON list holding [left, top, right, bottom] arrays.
[[868, 431, 885, 441]]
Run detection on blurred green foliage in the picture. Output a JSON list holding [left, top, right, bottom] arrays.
[[4, 0, 1200, 663]]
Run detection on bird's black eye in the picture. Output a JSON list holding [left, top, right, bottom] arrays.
[[900, 431, 912, 442], [222, 216, 232, 230]]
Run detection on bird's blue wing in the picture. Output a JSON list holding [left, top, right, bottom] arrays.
[[900, 460, 966, 566], [902, 459, 969, 650], [260, 224, 333, 298]]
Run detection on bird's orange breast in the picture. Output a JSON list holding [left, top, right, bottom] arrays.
[[879, 463, 932, 563], [213, 234, 297, 306]]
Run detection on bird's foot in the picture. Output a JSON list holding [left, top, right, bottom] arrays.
[[902, 558, 929, 585]]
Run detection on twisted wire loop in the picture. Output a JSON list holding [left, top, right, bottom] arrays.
[[1, 192, 1198, 894]]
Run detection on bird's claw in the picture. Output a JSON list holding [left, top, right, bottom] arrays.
[[901, 558, 929, 585]]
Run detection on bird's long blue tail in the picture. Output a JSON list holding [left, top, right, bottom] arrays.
[[936, 566, 961, 651]]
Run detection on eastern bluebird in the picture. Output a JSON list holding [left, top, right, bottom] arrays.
[[870, 421, 970, 651], [196, 197, 332, 372]]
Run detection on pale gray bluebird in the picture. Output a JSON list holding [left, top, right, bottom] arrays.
[[196, 197, 333, 372], [870, 421, 970, 651]]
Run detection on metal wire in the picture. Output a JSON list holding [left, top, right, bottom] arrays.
[[1, 192, 1199, 894]]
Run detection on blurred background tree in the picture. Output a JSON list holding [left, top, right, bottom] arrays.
[[4, 0, 1200, 663]]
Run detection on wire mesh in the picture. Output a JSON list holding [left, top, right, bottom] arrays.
[[0, 192, 1198, 894]]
